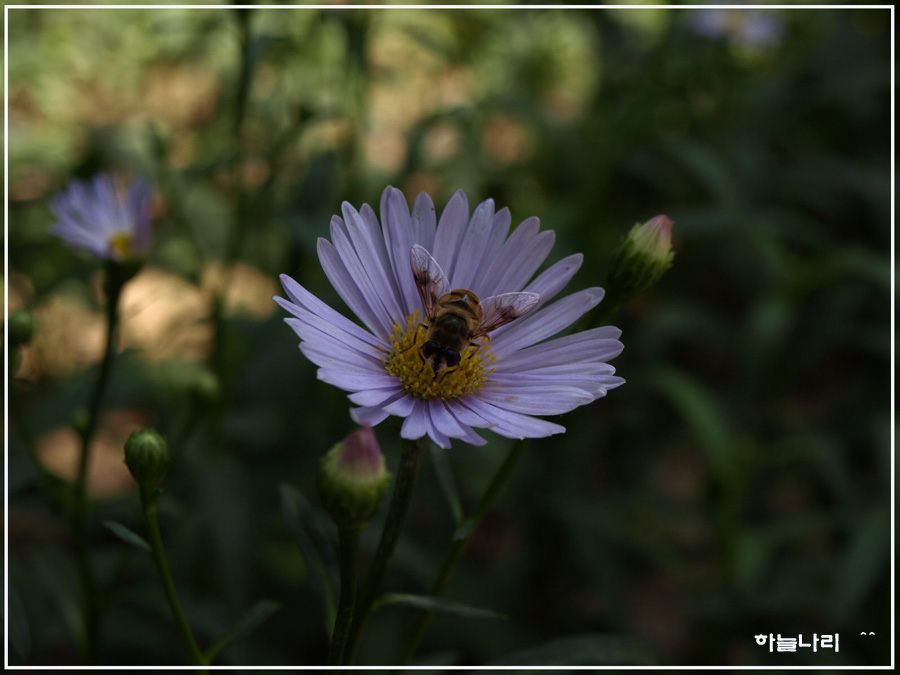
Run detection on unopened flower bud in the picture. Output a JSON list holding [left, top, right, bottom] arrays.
[[318, 425, 391, 531], [606, 214, 675, 309], [192, 370, 222, 407], [70, 408, 91, 440], [7, 310, 35, 347], [124, 429, 171, 497]]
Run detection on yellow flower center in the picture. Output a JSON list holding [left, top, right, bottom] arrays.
[[383, 311, 494, 400], [109, 232, 134, 260]]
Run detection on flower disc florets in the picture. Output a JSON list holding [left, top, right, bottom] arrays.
[[383, 312, 495, 401]]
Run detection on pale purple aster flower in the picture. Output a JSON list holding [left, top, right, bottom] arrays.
[[689, 9, 785, 49], [50, 174, 154, 261], [275, 187, 624, 449]]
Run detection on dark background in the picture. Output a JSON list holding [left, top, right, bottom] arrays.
[[6, 6, 891, 667]]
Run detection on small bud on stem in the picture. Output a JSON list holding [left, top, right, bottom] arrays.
[[605, 214, 675, 311], [124, 429, 171, 499], [319, 425, 391, 531], [7, 310, 35, 348]]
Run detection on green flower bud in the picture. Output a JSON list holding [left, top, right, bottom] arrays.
[[319, 425, 391, 531], [192, 370, 223, 407], [606, 215, 675, 309], [124, 429, 171, 497], [70, 408, 91, 440], [7, 310, 35, 347]]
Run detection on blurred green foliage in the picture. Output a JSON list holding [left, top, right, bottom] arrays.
[[6, 6, 891, 667]]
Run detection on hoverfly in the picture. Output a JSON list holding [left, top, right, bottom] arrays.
[[409, 244, 540, 375]]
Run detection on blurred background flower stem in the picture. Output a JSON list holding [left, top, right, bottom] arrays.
[[211, 7, 256, 391], [71, 261, 128, 662], [345, 436, 427, 665]]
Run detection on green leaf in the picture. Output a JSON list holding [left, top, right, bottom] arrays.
[[278, 483, 337, 629], [103, 519, 151, 553], [650, 366, 735, 486], [734, 531, 771, 598], [371, 593, 506, 620], [490, 633, 656, 666], [452, 519, 476, 542], [429, 443, 463, 527], [830, 503, 890, 622], [205, 600, 281, 663], [9, 581, 31, 662]]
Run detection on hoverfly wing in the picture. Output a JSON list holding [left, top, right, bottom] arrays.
[[474, 291, 540, 338], [410, 244, 451, 320]]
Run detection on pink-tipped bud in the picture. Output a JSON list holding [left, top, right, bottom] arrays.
[[606, 214, 676, 309], [319, 425, 391, 530], [629, 215, 675, 266]]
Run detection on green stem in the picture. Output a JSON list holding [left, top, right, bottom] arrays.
[[344, 436, 427, 665], [399, 439, 528, 665], [71, 268, 125, 662], [329, 527, 360, 666], [226, 7, 252, 268], [140, 488, 207, 667], [212, 8, 254, 390]]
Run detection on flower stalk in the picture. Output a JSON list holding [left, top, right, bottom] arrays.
[[399, 439, 527, 665], [344, 436, 427, 665], [328, 527, 360, 666], [318, 425, 390, 665], [71, 260, 132, 662], [140, 490, 207, 667], [126, 429, 206, 667]]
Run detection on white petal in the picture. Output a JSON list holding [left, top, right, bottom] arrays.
[[351, 406, 391, 426], [380, 186, 420, 316], [490, 288, 605, 356], [424, 403, 452, 449], [459, 395, 566, 439], [478, 386, 593, 416], [299, 341, 385, 375], [317, 368, 397, 393], [411, 193, 437, 253], [431, 189, 469, 280], [348, 385, 405, 406], [384, 392, 417, 417], [277, 274, 382, 348], [450, 198, 494, 290], [487, 364, 620, 397], [493, 230, 556, 294], [499, 326, 623, 372], [432, 400, 488, 446], [400, 400, 430, 440], [351, 390, 409, 426], [342, 202, 405, 322], [522, 253, 583, 306], [330, 218, 399, 334], [318, 238, 392, 340], [279, 304, 384, 358], [478, 216, 541, 296]]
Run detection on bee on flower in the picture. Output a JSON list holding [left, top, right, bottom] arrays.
[[275, 187, 624, 449]]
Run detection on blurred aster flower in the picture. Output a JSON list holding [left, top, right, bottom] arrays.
[[689, 8, 785, 49], [275, 187, 624, 449], [50, 174, 154, 262]]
